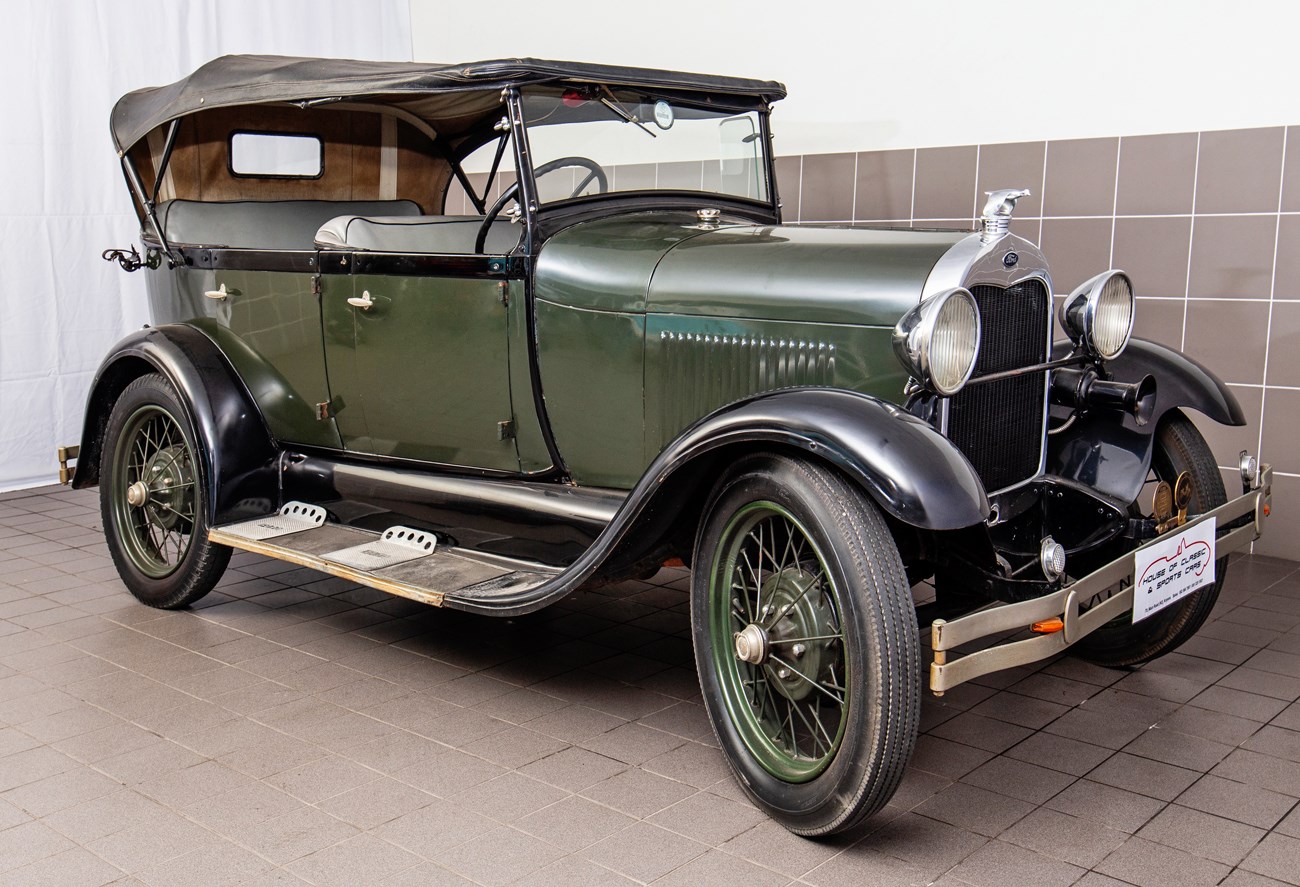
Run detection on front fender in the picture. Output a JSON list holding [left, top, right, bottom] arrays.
[[444, 387, 989, 615], [72, 324, 278, 524], [1104, 338, 1245, 427], [1048, 338, 1245, 503], [656, 388, 989, 531]]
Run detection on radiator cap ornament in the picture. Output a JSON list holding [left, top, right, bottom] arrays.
[[981, 188, 1030, 243]]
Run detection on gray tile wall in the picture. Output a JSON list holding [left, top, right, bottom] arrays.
[[777, 125, 1298, 560]]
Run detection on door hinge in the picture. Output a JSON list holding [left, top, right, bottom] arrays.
[[311, 274, 322, 295], [498, 280, 509, 306], [316, 396, 344, 420], [497, 419, 516, 441]]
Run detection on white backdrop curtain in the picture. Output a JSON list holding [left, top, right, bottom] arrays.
[[0, 0, 411, 491]]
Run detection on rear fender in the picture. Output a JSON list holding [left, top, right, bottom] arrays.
[[73, 324, 278, 524], [1048, 338, 1245, 503]]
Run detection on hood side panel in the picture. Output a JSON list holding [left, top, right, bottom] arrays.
[[647, 225, 967, 326]]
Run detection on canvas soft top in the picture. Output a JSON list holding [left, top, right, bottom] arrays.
[[110, 54, 788, 153]]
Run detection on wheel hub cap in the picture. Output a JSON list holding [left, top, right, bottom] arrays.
[[734, 623, 769, 664], [125, 481, 149, 508], [761, 567, 837, 702]]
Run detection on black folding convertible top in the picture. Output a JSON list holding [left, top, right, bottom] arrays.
[[110, 54, 788, 153]]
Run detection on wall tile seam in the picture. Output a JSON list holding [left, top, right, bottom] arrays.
[[1180, 132, 1202, 353], [1256, 127, 1288, 471], [850, 151, 858, 223], [909, 148, 917, 224], [1038, 141, 1048, 247], [1109, 137, 1122, 269], [787, 209, 1298, 222]]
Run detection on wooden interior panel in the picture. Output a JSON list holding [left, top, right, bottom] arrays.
[[127, 105, 446, 211], [398, 122, 451, 213], [350, 112, 382, 199]]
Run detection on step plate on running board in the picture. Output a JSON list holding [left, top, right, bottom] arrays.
[[209, 515, 555, 609], [217, 502, 327, 541], [322, 526, 437, 572]]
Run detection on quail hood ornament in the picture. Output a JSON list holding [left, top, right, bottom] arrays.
[[980, 188, 1031, 242]]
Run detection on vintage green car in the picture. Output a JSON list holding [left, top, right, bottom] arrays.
[[65, 55, 1271, 836]]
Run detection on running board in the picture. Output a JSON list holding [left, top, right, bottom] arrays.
[[209, 503, 559, 608]]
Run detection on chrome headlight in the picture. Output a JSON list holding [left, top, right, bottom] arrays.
[[893, 288, 981, 396], [1059, 271, 1135, 360]]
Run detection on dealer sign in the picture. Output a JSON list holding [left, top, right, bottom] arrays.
[[1132, 518, 1216, 623]]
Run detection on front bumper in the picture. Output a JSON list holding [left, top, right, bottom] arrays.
[[929, 465, 1272, 694]]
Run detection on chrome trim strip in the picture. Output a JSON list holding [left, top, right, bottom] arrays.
[[929, 466, 1273, 693]]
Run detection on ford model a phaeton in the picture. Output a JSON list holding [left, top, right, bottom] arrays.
[[67, 56, 1270, 836]]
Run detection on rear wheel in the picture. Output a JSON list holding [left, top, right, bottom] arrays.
[[1075, 410, 1228, 667], [100, 374, 230, 608], [691, 454, 920, 837]]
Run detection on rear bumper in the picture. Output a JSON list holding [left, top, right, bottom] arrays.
[[929, 465, 1273, 694]]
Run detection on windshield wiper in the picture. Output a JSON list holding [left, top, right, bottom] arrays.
[[597, 86, 656, 139]]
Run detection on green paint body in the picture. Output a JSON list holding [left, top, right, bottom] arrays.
[[146, 266, 341, 448], [535, 213, 964, 487], [143, 211, 967, 488]]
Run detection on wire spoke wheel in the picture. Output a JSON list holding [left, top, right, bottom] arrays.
[[111, 405, 197, 578], [692, 455, 920, 836], [711, 502, 848, 781], [100, 373, 229, 609]]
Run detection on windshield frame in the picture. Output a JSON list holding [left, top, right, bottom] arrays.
[[512, 83, 780, 219]]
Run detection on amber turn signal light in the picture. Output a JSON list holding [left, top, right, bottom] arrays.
[[1031, 618, 1065, 634]]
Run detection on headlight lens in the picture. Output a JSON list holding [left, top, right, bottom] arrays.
[[893, 288, 981, 396], [1059, 271, 1135, 360]]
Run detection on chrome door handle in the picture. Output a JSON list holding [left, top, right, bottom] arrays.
[[347, 291, 374, 311], [204, 283, 228, 301]]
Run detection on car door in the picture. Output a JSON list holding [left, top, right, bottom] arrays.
[[320, 258, 521, 472], [161, 265, 343, 450]]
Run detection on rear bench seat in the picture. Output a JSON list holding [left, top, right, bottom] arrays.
[[313, 215, 520, 254], [156, 199, 423, 250]]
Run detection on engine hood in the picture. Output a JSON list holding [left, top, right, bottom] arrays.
[[648, 223, 968, 326], [534, 211, 969, 326]]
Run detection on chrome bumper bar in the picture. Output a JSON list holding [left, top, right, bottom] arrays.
[[929, 465, 1272, 694]]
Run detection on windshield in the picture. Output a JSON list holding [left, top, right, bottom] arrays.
[[516, 86, 770, 205]]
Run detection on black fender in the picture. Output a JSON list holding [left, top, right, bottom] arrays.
[[1048, 338, 1245, 504], [646, 387, 989, 531], [445, 387, 989, 615], [72, 324, 278, 524]]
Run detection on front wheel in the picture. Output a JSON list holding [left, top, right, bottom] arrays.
[[691, 454, 920, 837], [1074, 409, 1228, 667], [100, 373, 230, 608]]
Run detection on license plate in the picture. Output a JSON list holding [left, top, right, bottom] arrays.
[[1132, 517, 1216, 623]]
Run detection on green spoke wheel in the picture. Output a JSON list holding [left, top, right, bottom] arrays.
[[692, 454, 921, 837], [111, 404, 197, 578], [100, 374, 230, 609], [710, 503, 848, 781]]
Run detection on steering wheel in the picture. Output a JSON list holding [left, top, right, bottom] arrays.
[[475, 156, 608, 253]]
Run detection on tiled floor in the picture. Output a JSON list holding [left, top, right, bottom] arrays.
[[0, 484, 1299, 887]]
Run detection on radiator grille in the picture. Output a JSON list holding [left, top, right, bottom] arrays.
[[946, 280, 1050, 492]]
